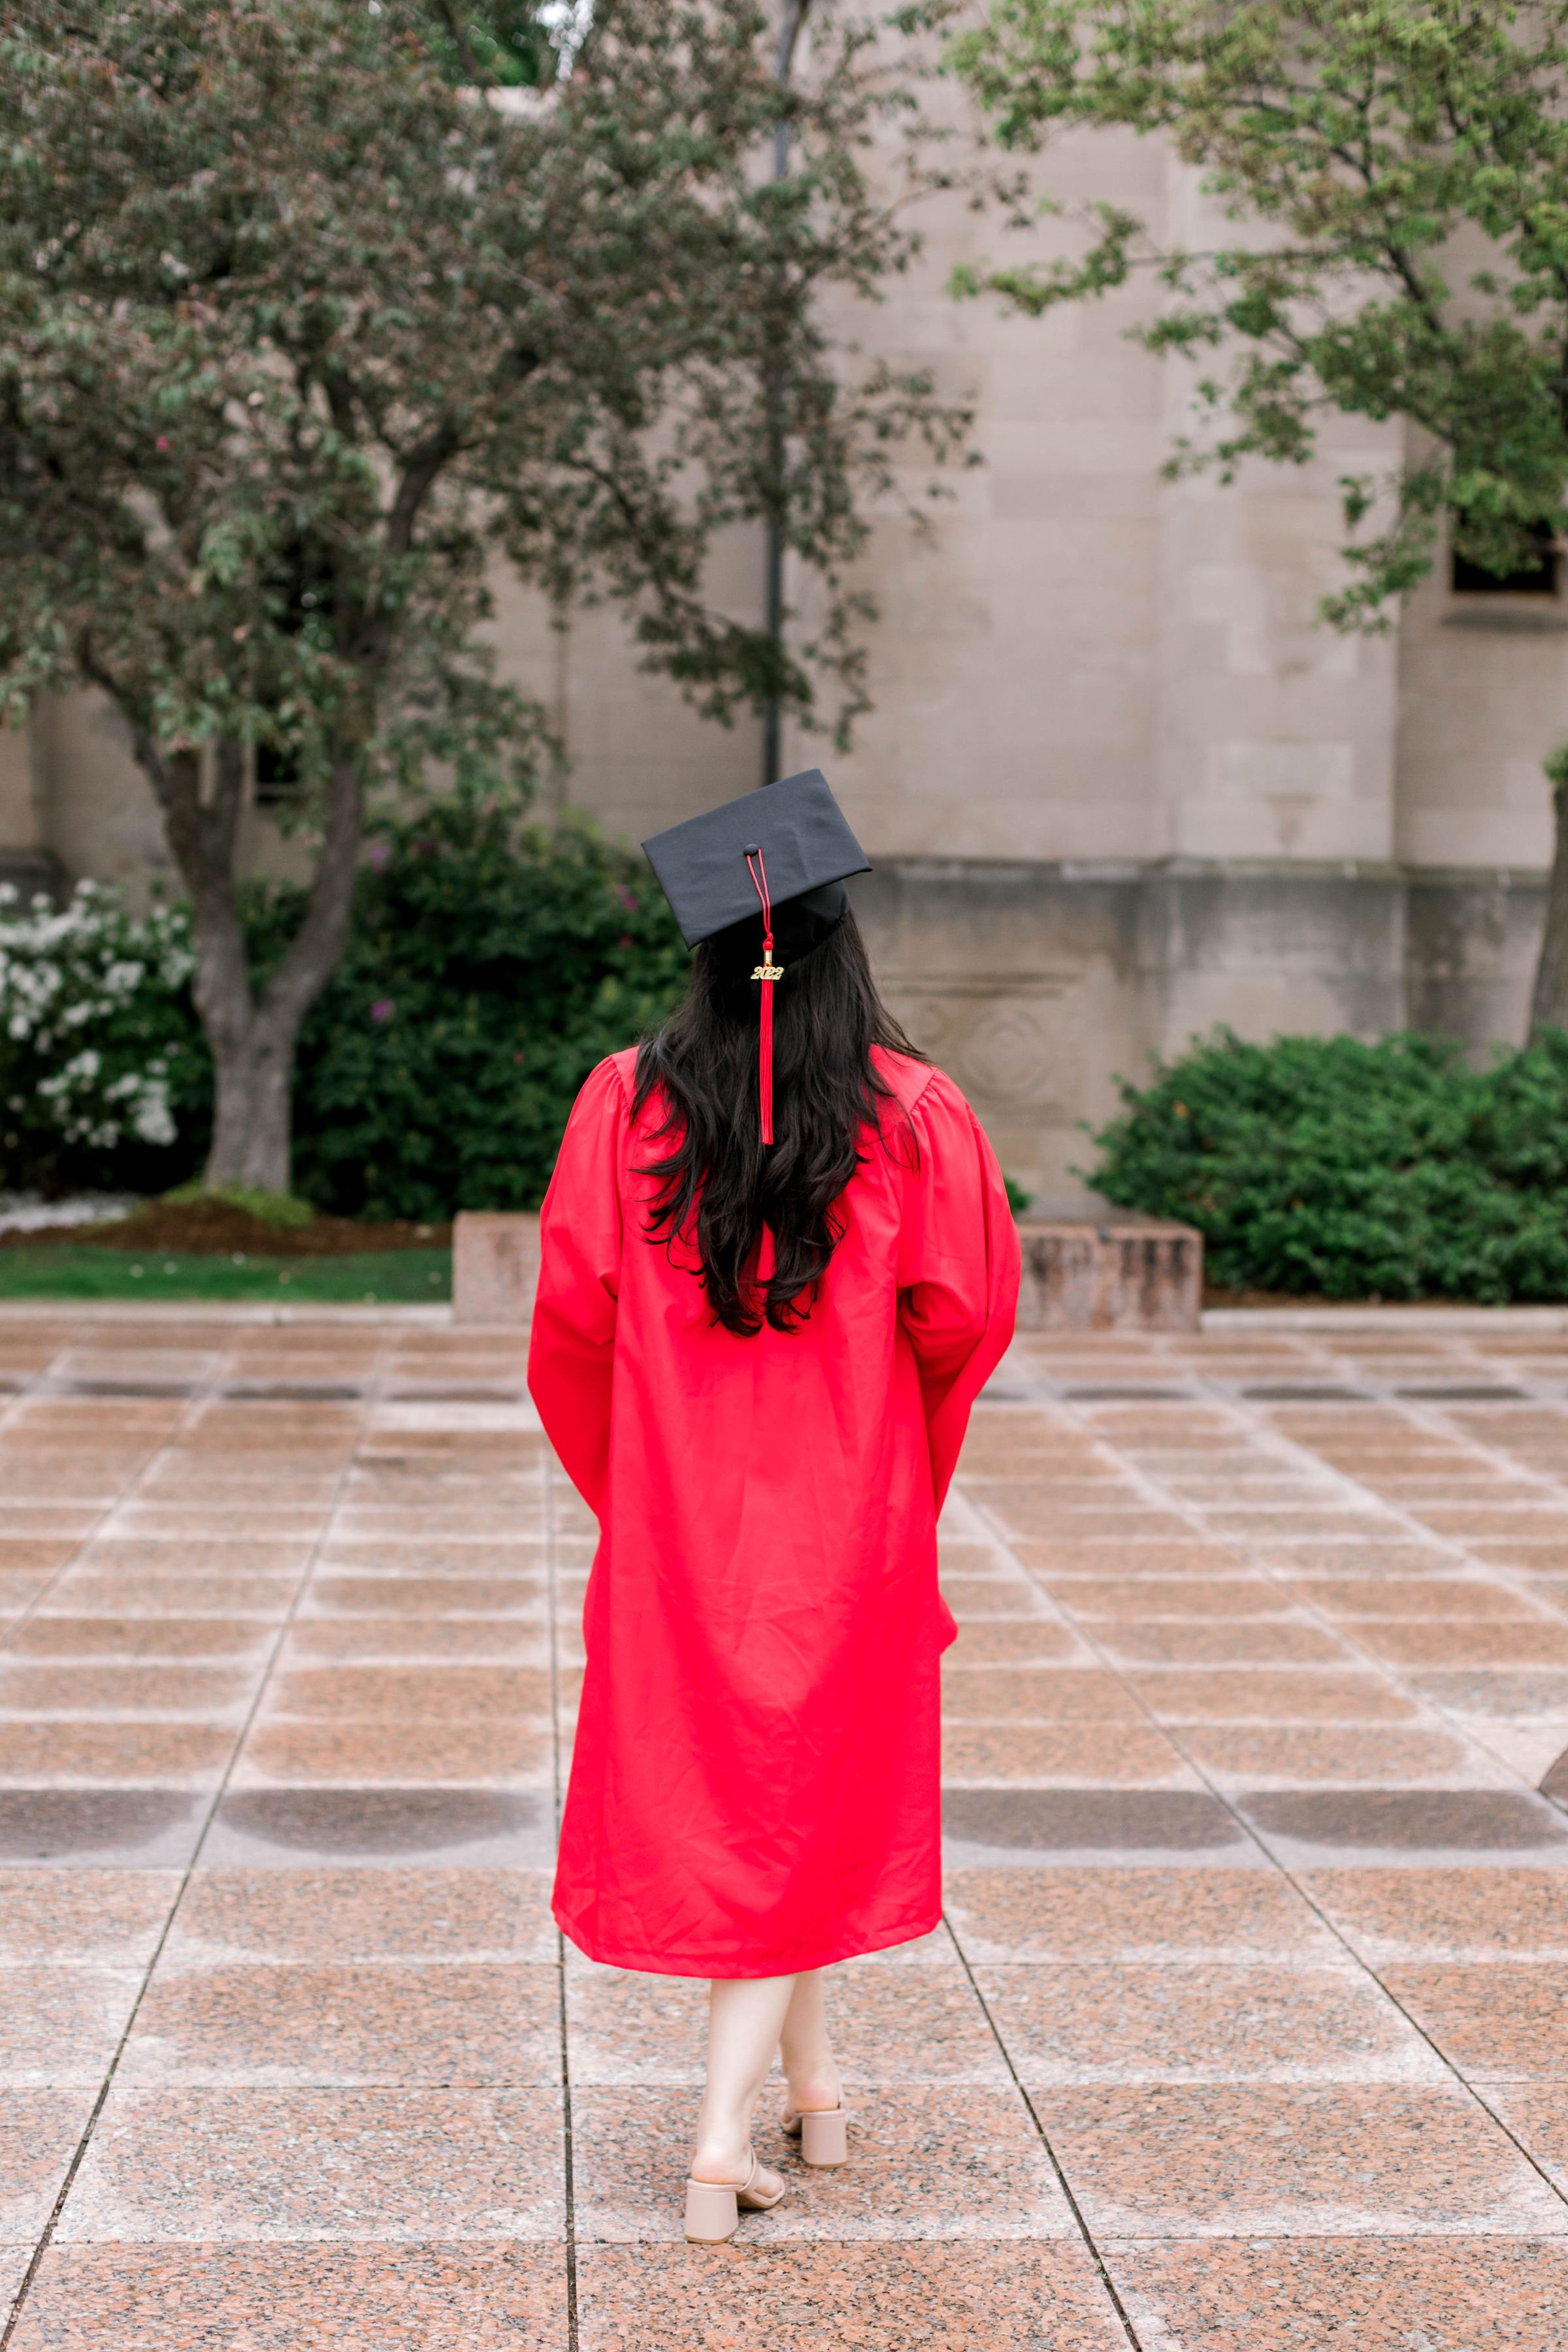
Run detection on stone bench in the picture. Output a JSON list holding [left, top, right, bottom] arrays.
[[453, 1208, 1202, 1332]]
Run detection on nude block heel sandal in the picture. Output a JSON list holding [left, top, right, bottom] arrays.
[[683, 2149, 785, 2244], [782, 2103, 849, 2167]]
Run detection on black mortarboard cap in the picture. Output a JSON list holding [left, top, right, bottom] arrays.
[[640, 768, 870, 950]]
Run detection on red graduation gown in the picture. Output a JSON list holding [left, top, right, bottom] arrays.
[[528, 1044, 1021, 1977]]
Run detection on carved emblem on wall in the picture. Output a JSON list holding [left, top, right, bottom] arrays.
[[879, 972, 1073, 1113]]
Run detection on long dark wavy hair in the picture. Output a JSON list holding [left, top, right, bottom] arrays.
[[633, 907, 922, 1337]]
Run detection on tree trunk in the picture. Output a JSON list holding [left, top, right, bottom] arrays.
[[205, 1022, 298, 1192], [1530, 770, 1568, 1041], [127, 729, 365, 1196]]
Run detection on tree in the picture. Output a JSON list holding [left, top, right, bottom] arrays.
[[947, 0, 1568, 1035], [0, 0, 964, 1190]]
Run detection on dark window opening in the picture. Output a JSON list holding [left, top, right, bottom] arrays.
[[254, 745, 302, 808], [1452, 521, 1560, 596]]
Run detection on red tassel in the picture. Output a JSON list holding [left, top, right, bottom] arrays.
[[758, 956, 775, 1145], [745, 847, 780, 1145]]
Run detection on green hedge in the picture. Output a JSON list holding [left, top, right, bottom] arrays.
[[0, 800, 689, 1215], [1088, 1028, 1568, 1302], [257, 798, 688, 1220]]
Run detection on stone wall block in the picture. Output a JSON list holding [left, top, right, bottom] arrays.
[[1015, 1217, 1203, 1332], [452, 1211, 542, 1327]]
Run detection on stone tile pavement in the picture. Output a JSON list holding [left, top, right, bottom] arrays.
[[6, 1307, 1568, 2343]]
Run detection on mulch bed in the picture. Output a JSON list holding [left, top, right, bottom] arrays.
[[0, 1198, 451, 1258]]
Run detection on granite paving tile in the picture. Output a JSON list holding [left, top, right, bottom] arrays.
[[261, 1666, 553, 1720], [979, 1958, 1439, 2083], [43, 1574, 301, 1616], [0, 1869, 177, 1961], [0, 1541, 82, 1577], [574, 2242, 1129, 2351], [945, 1620, 1079, 1663], [1129, 1669, 1420, 1722], [333, 1512, 538, 1541], [0, 1723, 237, 1784], [56, 2087, 565, 2240], [0, 1577, 53, 1612], [1358, 1622, 1568, 1665], [939, 1667, 1147, 1722], [1106, 2237, 1568, 2350], [233, 1722, 553, 1784], [118, 1960, 561, 2086], [985, 1504, 1194, 1543], [8, 1616, 278, 1659], [1415, 1509, 1568, 1537], [301, 1575, 548, 1616], [1178, 1725, 1476, 1782], [281, 1620, 553, 1663], [943, 1786, 1249, 1856], [566, 1955, 1007, 2087], [1013, 1541, 1250, 1577], [67, 1545, 316, 1582], [0, 1963, 145, 2085], [1054, 1578, 1294, 1619], [0, 2245, 30, 2319], [1239, 1789, 1568, 1854], [1094, 1621, 1352, 1665], [1379, 1963, 1568, 2079], [571, 2082, 1074, 2242], [0, 2091, 96, 2239], [1284, 1576, 1542, 1618], [0, 1663, 255, 1716], [938, 1578, 1054, 1620], [103, 1510, 328, 1541], [941, 1722, 1190, 1781], [1476, 1533, 1568, 1571], [1249, 1541, 1458, 1575], [203, 1788, 552, 1869], [1304, 1867, 1568, 1956], [165, 1868, 557, 1963], [0, 1789, 203, 1867], [316, 1545, 547, 1577], [1030, 2082, 1568, 2235], [945, 1866, 1334, 1960], [1486, 2086, 1568, 2198], [5, 2244, 570, 2350]]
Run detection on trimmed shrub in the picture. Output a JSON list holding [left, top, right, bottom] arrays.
[[265, 797, 689, 1220], [1087, 1028, 1568, 1302], [0, 884, 208, 1193]]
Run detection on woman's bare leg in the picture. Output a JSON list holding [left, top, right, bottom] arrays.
[[691, 1973, 798, 2184], [779, 1968, 842, 2114]]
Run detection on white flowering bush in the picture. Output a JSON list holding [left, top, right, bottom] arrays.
[[0, 883, 208, 1188]]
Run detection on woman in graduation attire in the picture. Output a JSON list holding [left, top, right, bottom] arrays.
[[528, 770, 1020, 2243]]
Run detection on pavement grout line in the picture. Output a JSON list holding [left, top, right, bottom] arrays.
[[0, 1326, 380, 2347], [940, 1912, 1145, 2349]]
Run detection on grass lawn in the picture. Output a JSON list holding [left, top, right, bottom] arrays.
[[0, 1245, 452, 1303]]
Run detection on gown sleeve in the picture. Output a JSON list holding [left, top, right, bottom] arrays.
[[527, 1056, 629, 1518], [896, 1069, 1022, 1511]]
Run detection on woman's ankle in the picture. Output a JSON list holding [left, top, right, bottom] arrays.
[[783, 2062, 842, 2113], [690, 2120, 754, 2182]]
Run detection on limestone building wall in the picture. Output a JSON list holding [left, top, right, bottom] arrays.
[[16, 114, 1568, 1205]]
